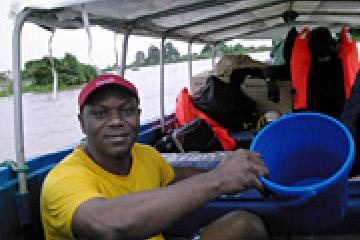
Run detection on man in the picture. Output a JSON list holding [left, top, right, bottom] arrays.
[[41, 74, 269, 240]]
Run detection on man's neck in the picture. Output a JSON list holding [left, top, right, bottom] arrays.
[[83, 145, 132, 176]]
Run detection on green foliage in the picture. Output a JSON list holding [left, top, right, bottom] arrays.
[[146, 45, 160, 65], [349, 28, 360, 41], [0, 83, 12, 97], [22, 84, 53, 93], [203, 42, 271, 56], [218, 42, 234, 55], [164, 42, 180, 62], [22, 53, 97, 87], [23, 57, 53, 85], [201, 44, 212, 54], [142, 42, 181, 65], [0, 53, 98, 96], [134, 51, 146, 66], [0, 72, 9, 82]]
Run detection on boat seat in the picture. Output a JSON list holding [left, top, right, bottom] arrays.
[[162, 151, 233, 169]]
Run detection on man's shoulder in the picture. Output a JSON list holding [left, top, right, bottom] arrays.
[[46, 147, 90, 180], [133, 143, 160, 154], [133, 143, 165, 164]]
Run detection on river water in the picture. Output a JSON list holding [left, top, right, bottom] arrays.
[[0, 53, 269, 161]]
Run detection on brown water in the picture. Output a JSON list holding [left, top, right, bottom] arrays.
[[0, 59, 215, 160]]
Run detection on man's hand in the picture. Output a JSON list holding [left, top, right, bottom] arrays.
[[210, 149, 268, 194]]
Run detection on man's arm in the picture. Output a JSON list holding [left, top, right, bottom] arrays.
[[72, 149, 268, 240], [172, 167, 207, 182]]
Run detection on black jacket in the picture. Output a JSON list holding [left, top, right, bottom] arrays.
[[341, 70, 360, 176]]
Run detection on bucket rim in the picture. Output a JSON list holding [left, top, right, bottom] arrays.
[[251, 112, 355, 196]]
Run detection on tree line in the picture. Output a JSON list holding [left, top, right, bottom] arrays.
[[0, 41, 270, 96], [22, 53, 97, 86], [0, 53, 97, 96], [123, 42, 270, 69]]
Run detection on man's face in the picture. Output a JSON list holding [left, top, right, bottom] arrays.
[[79, 87, 140, 158]]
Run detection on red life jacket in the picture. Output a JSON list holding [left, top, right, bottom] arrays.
[[174, 87, 198, 127], [291, 27, 359, 110], [338, 27, 359, 99], [175, 87, 236, 151], [291, 28, 311, 110]]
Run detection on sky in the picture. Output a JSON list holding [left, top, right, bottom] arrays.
[[0, 0, 271, 72]]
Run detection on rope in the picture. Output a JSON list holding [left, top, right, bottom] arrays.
[[256, 114, 267, 132], [0, 160, 28, 173]]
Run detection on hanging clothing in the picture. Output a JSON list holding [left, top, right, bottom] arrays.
[[341, 70, 360, 176], [338, 27, 359, 99], [291, 28, 311, 111], [291, 27, 359, 119]]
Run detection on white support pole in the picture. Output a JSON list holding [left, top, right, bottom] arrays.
[[188, 41, 193, 90], [114, 33, 120, 75], [120, 29, 130, 77], [48, 30, 58, 100], [12, 10, 29, 194], [212, 44, 217, 72], [82, 6, 101, 75], [160, 37, 166, 132]]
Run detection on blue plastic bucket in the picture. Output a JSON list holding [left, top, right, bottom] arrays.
[[250, 112, 354, 231]]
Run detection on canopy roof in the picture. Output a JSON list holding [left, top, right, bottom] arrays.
[[10, 0, 360, 44]]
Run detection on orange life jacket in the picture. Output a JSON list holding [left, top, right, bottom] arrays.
[[291, 27, 359, 110], [175, 88, 236, 151]]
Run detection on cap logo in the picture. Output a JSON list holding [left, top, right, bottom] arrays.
[[96, 77, 116, 87]]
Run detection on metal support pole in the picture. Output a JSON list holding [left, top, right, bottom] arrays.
[[120, 29, 130, 77], [188, 42, 193, 90], [82, 5, 101, 75], [212, 44, 217, 72], [12, 10, 29, 194], [49, 30, 58, 100], [160, 37, 166, 132], [114, 33, 120, 75]]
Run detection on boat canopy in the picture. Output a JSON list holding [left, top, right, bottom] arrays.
[[10, 0, 360, 44]]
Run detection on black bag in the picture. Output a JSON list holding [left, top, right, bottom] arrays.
[[154, 118, 222, 152], [178, 118, 222, 152], [192, 75, 258, 132]]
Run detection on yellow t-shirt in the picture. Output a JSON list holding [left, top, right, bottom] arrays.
[[41, 143, 174, 240]]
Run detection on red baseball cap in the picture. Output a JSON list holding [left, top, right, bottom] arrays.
[[78, 74, 138, 111]]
